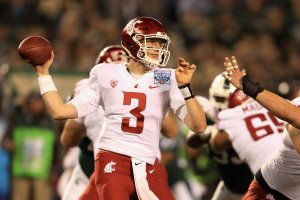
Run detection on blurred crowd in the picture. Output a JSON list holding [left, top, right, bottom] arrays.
[[0, 0, 300, 199], [0, 0, 300, 96]]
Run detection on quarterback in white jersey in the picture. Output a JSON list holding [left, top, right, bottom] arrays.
[[32, 17, 206, 200], [215, 90, 284, 173]]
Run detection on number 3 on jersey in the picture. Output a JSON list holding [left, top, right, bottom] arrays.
[[121, 92, 146, 134]]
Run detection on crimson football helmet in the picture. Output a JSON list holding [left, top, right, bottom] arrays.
[[121, 17, 170, 68], [209, 74, 236, 111], [95, 45, 128, 64], [228, 89, 250, 108]]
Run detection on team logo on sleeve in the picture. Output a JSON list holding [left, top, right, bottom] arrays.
[[110, 80, 118, 88], [154, 70, 171, 85]]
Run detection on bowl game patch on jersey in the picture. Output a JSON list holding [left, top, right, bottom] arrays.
[[154, 70, 171, 85]]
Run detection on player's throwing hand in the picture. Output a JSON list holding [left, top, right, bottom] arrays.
[[34, 51, 54, 76]]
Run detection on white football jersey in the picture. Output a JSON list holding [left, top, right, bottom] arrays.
[[217, 99, 284, 173], [261, 97, 300, 199], [71, 63, 187, 164]]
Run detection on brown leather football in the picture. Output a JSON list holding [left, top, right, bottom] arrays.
[[18, 35, 53, 66]]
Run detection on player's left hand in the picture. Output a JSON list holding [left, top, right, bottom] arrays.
[[175, 57, 197, 86], [222, 56, 246, 89]]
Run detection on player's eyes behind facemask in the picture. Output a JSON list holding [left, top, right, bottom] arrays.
[[145, 38, 167, 48], [138, 36, 168, 50]]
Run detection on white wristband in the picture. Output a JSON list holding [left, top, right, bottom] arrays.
[[38, 75, 57, 95]]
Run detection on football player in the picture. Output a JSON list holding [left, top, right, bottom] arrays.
[[211, 88, 284, 173], [211, 88, 285, 199], [32, 17, 206, 200], [224, 56, 300, 200]]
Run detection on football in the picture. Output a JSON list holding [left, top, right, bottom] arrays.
[[18, 35, 53, 66]]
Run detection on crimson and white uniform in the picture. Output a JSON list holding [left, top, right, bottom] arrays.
[[217, 99, 284, 173], [260, 97, 300, 199], [71, 63, 187, 165]]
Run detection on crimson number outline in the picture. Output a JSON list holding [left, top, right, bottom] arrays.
[[121, 92, 146, 134], [244, 112, 284, 141]]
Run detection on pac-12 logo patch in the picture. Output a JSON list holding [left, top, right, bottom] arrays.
[[110, 80, 118, 88], [154, 70, 171, 84]]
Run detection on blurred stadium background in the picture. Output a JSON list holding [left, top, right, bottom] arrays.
[[0, 0, 299, 199]]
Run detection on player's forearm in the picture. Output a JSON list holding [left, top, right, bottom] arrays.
[[60, 119, 85, 147], [177, 82, 206, 133], [256, 90, 300, 128], [60, 131, 83, 147], [161, 110, 178, 138], [184, 98, 207, 133], [37, 74, 78, 120], [42, 91, 77, 120], [210, 130, 231, 152]]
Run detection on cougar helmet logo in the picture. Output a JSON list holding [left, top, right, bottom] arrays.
[[121, 17, 171, 69], [125, 20, 143, 36]]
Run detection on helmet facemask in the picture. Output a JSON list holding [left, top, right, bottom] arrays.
[[133, 34, 170, 68]]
